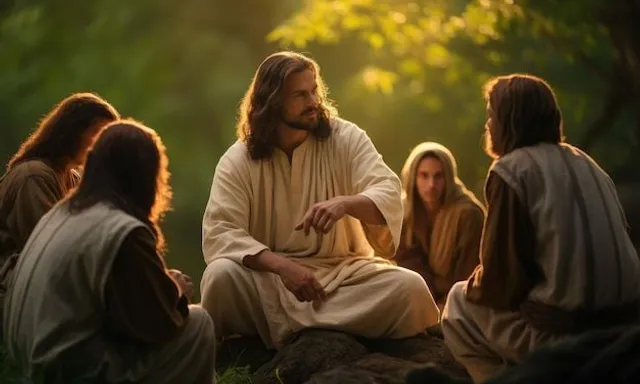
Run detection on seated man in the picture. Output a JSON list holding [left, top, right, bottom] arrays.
[[441, 74, 640, 383], [395, 142, 485, 310], [200, 51, 439, 349], [3, 121, 216, 383]]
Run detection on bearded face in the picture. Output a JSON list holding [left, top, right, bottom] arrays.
[[279, 69, 320, 132]]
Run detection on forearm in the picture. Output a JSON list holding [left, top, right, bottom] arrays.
[[343, 195, 386, 225], [243, 249, 287, 274]]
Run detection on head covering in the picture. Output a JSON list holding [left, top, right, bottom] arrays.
[[400, 142, 485, 250]]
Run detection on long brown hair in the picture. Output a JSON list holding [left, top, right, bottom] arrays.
[[67, 120, 172, 255], [483, 73, 565, 158], [236, 51, 337, 160], [7, 92, 119, 172]]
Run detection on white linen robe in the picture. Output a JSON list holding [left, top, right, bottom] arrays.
[[200, 118, 439, 349]]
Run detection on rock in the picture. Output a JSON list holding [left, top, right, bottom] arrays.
[[253, 329, 368, 384], [361, 333, 468, 378], [216, 330, 467, 384], [306, 353, 423, 384]]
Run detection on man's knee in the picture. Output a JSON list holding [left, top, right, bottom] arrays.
[[186, 305, 216, 343], [200, 258, 243, 305], [394, 267, 433, 301], [442, 282, 467, 320]]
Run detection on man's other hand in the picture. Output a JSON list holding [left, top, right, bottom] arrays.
[[277, 259, 327, 302]]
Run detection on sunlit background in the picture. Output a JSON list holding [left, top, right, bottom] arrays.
[[2, 0, 639, 294]]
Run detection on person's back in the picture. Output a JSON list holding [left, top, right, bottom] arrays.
[[492, 142, 640, 312], [4, 201, 143, 381], [441, 74, 640, 383], [3, 120, 216, 384]]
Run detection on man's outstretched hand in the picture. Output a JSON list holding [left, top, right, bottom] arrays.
[[295, 196, 347, 235]]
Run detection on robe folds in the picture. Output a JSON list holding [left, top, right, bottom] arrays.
[[200, 118, 439, 349]]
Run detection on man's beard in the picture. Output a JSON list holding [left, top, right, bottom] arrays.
[[282, 108, 319, 132]]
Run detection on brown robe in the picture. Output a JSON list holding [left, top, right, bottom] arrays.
[[396, 201, 485, 307], [465, 172, 541, 310], [0, 160, 78, 260], [395, 142, 486, 309], [104, 227, 189, 345], [0, 160, 78, 304]]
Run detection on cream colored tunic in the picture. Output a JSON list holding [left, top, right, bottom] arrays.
[[200, 118, 439, 348]]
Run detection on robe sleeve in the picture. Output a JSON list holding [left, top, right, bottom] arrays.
[[449, 206, 484, 288], [346, 126, 403, 257], [10, 175, 64, 249], [465, 172, 542, 310], [104, 227, 189, 345], [202, 147, 269, 265]]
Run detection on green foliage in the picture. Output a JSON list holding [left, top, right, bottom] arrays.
[[269, 0, 639, 174], [1, 0, 637, 290], [0, 0, 293, 284]]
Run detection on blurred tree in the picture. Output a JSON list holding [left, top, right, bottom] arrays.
[[269, 0, 640, 171], [0, 0, 296, 290]]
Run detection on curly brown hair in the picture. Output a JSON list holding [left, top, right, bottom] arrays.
[[236, 51, 337, 160], [483, 73, 565, 158], [8, 92, 119, 172], [67, 120, 172, 255]]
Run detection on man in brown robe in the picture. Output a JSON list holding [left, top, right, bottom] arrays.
[[0, 92, 119, 333], [3, 120, 215, 383], [441, 74, 640, 383], [395, 142, 485, 311]]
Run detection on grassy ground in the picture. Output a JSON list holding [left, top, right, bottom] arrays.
[[0, 344, 255, 384], [0, 345, 29, 384]]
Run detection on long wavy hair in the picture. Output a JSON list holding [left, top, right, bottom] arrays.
[[7, 92, 119, 172], [483, 73, 565, 158], [67, 120, 172, 255], [236, 51, 338, 160]]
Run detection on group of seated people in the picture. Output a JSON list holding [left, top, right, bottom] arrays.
[[0, 51, 638, 384]]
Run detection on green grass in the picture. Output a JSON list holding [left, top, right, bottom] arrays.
[[216, 365, 253, 384], [1, 343, 260, 384], [0, 345, 29, 384]]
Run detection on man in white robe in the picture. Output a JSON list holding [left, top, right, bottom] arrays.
[[200, 51, 439, 349]]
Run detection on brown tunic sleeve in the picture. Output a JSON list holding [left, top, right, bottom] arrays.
[[448, 206, 484, 291], [104, 227, 189, 345], [10, 175, 64, 249], [465, 172, 543, 311]]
